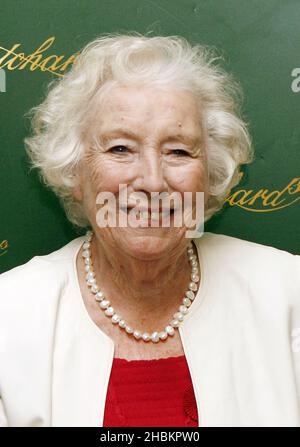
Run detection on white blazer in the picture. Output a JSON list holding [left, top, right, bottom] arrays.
[[0, 232, 299, 427]]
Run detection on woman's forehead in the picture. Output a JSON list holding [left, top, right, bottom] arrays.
[[88, 85, 202, 135], [99, 85, 199, 112]]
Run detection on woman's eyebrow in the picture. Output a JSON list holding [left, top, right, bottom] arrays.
[[98, 129, 201, 146], [161, 134, 201, 146], [99, 129, 140, 142]]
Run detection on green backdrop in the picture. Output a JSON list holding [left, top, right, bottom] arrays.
[[0, 0, 299, 273]]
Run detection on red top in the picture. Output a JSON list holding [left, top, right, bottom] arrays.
[[103, 355, 199, 427]]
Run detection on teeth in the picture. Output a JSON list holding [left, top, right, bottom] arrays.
[[126, 209, 174, 220], [137, 211, 169, 220], [139, 211, 168, 220]]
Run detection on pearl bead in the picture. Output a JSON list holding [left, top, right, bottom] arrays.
[[83, 242, 90, 249], [191, 260, 197, 267], [173, 312, 184, 321], [125, 326, 133, 334], [99, 300, 110, 309], [165, 325, 175, 336], [142, 333, 150, 342], [118, 319, 126, 328], [191, 274, 199, 283], [192, 267, 198, 273], [179, 305, 189, 315], [104, 307, 114, 316], [186, 290, 195, 300], [183, 297, 191, 307], [133, 330, 142, 339], [85, 265, 90, 272], [111, 314, 120, 324], [189, 282, 197, 291], [150, 332, 160, 343], [84, 258, 92, 265], [87, 278, 96, 286], [159, 331, 168, 340], [82, 250, 90, 258], [86, 272, 94, 280], [91, 285, 99, 293], [170, 319, 180, 328], [95, 291, 105, 301]]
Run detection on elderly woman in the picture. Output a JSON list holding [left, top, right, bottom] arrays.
[[0, 33, 299, 428]]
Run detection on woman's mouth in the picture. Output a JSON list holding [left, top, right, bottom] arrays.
[[120, 207, 175, 224]]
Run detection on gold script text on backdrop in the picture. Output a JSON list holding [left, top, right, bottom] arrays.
[[0, 240, 8, 256], [226, 175, 300, 212], [0, 37, 299, 214], [0, 37, 79, 76]]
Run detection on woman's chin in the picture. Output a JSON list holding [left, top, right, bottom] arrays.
[[119, 233, 176, 261]]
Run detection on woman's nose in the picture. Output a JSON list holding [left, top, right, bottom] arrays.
[[132, 151, 168, 193]]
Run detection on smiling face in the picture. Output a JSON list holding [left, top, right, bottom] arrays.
[[73, 84, 209, 259]]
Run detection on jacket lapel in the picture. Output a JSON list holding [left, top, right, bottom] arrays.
[[51, 241, 115, 427]]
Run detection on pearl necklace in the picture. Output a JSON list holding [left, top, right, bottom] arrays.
[[82, 230, 199, 343]]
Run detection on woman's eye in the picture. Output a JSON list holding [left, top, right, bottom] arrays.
[[108, 145, 129, 154], [171, 149, 189, 156]]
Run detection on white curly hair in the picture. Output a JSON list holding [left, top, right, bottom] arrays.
[[24, 32, 254, 229]]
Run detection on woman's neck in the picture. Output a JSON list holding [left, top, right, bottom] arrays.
[[89, 235, 194, 322]]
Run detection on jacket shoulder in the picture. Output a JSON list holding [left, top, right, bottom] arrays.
[[0, 236, 85, 310], [195, 232, 300, 302], [197, 231, 298, 263]]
